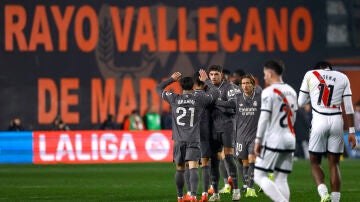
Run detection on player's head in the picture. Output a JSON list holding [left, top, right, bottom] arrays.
[[314, 61, 333, 70], [193, 71, 205, 89], [207, 64, 223, 86], [222, 69, 231, 81], [263, 60, 284, 85], [241, 74, 256, 95], [233, 69, 246, 85], [179, 76, 194, 91]]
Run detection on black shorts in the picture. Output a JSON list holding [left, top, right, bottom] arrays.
[[200, 123, 211, 158], [173, 141, 201, 165], [235, 138, 255, 159], [200, 140, 212, 158]]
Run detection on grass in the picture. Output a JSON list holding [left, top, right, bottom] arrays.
[[0, 159, 359, 201]]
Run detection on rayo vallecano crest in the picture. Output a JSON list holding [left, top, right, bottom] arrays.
[[95, 4, 226, 97]]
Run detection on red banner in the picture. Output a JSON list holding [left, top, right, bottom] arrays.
[[33, 130, 173, 164]]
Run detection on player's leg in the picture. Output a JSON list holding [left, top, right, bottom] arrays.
[[254, 169, 287, 202], [224, 146, 240, 200], [222, 127, 240, 200], [208, 135, 222, 201], [273, 152, 294, 201], [188, 160, 200, 200], [200, 136, 212, 201], [308, 115, 330, 201], [235, 141, 248, 192], [186, 142, 201, 200], [246, 153, 257, 197], [254, 151, 287, 202], [247, 139, 256, 191], [327, 117, 345, 202], [273, 171, 290, 200], [174, 141, 186, 200], [219, 149, 231, 194], [327, 153, 341, 202], [236, 159, 247, 192], [184, 163, 192, 200], [222, 133, 239, 190], [209, 152, 221, 201], [310, 153, 330, 201], [201, 157, 211, 201]]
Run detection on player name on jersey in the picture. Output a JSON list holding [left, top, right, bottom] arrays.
[[177, 99, 195, 105]]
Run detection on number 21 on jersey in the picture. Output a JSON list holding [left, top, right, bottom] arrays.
[[176, 107, 195, 127]]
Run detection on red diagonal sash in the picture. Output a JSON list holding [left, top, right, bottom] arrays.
[[273, 88, 295, 135], [312, 71, 334, 107]]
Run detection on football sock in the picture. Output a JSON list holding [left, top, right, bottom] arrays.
[[184, 164, 191, 193], [175, 170, 185, 197], [317, 183, 329, 198], [237, 161, 245, 188], [202, 165, 210, 194], [219, 159, 228, 185], [331, 192, 340, 202], [248, 163, 254, 188], [225, 154, 239, 189], [274, 172, 290, 201], [210, 157, 220, 193], [243, 165, 249, 187], [189, 168, 199, 196]]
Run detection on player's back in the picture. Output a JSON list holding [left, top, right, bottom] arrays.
[[262, 83, 298, 149], [169, 92, 212, 143], [302, 69, 351, 114]]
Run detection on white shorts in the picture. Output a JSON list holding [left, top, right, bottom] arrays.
[[254, 147, 294, 173], [309, 113, 344, 154]]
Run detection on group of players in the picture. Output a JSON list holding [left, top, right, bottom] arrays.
[[156, 60, 356, 202]]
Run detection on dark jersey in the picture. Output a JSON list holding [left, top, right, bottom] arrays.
[[208, 81, 237, 133], [194, 89, 211, 141], [235, 90, 262, 143], [156, 78, 219, 142]]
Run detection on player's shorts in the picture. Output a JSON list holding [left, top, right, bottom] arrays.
[[200, 123, 211, 158], [173, 141, 201, 165], [209, 137, 223, 155], [308, 113, 344, 154], [200, 140, 211, 158], [254, 146, 294, 173], [211, 130, 233, 149], [235, 138, 255, 159]]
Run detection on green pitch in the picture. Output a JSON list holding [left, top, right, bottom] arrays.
[[0, 159, 359, 201]]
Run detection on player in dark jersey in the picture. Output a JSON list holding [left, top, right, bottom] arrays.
[[206, 65, 240, 201], [234, 74, 261, 197], [194, 71, 215, 202], [156, 70, 219, 202]]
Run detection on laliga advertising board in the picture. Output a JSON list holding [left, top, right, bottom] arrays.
[[33, 130, 173, 164]]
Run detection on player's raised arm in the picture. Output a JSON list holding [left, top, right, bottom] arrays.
[[155, 72, 182, 96], [199, 69, 220, 101]]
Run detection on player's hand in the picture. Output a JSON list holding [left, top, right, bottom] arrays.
[[348, 133, 356, 149], [198, 69, 208, 81], [254, 143, 262, 157], [171, 72, 182, 81]]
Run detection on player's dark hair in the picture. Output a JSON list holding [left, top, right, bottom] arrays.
[[193, 71, 204, 86], [234, 69, 246, 77], [179, 76, 194, 91], [207, 64, 223, 73], [314, 61, 333, 70], [223, 69, 231, 76], [241, 74, 256, 86], [264, 60, 284, 76]]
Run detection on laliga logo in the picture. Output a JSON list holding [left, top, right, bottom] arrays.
[[145, 133, 170, 160]]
